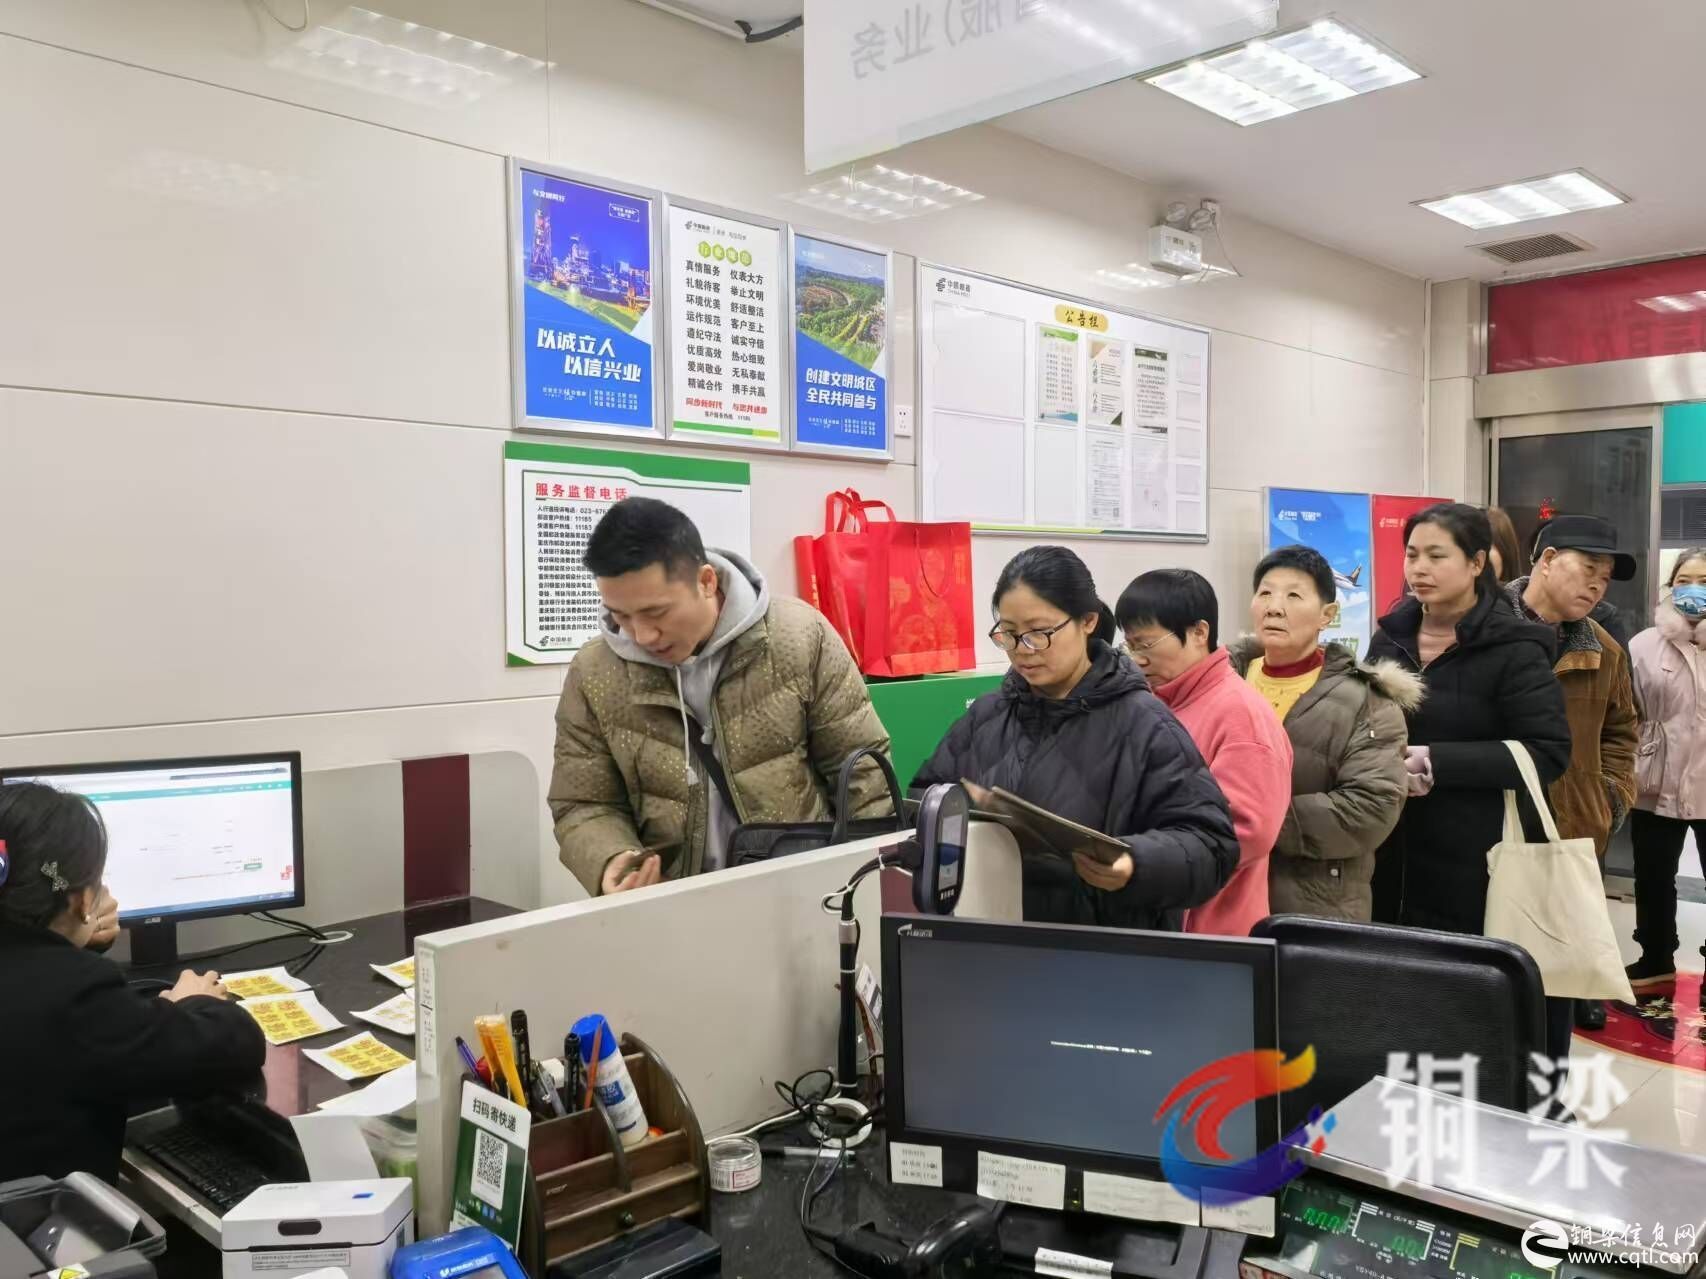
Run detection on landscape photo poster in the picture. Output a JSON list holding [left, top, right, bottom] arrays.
[[791, 230, 890, 457], [1265, 488, 1374, 658]]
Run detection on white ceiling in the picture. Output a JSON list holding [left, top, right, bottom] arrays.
[[997, 0, 1706, 282]]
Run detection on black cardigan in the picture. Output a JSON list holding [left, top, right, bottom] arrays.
[[0, 923, 267, 1184], [914, 641, 1237, 929], [1366, 590, 1572, 934]]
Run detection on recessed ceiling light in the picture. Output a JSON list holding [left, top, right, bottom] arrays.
[[1414, 169, 1627, 230], [1142, 18, 1419, 126]]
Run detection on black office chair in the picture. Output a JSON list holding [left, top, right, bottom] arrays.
[[1251, 914, 1547, 1131]]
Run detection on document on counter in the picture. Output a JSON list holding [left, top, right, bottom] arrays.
[[352, 990, 416, 1037], [239, 991, 344, 1046], [222, 966, 310, 999], [372, 957, 416, 988], [317, 1063, 418, 1116], [304, 1032, 413, 1082]]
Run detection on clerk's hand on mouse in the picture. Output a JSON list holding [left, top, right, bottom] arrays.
[[86, 885, 121, 950], [162, 970, 228, 1002], [602, 850, 663, 895], [1072, 850, 1133, 891]]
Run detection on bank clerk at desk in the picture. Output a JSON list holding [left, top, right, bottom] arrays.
[[0, 781, 265, 1185]]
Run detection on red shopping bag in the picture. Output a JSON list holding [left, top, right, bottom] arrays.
[[794, 490, 976, 677]]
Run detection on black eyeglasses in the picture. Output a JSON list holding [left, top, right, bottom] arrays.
[[988, 618, 1073, 652]]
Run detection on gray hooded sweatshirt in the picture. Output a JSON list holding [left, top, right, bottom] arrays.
[[598, 549, 770, 870]]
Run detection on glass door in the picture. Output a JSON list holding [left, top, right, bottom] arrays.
[[1492, 410, 1661, 890]]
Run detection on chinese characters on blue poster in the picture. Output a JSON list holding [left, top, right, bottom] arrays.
[[793, 233, 889, 455], [518, 167, 656, 433]]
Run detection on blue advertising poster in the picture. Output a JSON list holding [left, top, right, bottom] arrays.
[[793, 234, 888, 454], [1266, 488, 1374, 658], [517, 167, 656, 433]]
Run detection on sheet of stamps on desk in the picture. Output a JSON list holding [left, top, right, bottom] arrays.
[[238, 991, 344, 1045], [305, 1032, 413, 1081], [352, 990, 416, 1037], [221, 966, 311, 999]]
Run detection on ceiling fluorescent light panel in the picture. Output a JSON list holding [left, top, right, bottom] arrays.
[[1415, 169, 1626, 230], [1143, 18, 1419, 125]]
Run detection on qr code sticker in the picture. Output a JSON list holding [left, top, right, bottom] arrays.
[[472, 1127, 507, 1209]]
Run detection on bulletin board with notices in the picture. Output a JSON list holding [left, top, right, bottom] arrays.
[[918, 264, 1211, 541]]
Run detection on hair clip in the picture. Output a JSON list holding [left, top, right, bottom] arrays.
[[40, 861, 69, 893], [0, 840, 9, 889]]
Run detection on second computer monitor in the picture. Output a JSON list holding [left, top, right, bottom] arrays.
[[881, 914, 1278, 1190]]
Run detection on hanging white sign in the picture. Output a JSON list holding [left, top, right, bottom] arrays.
[[803, 0, 1277, 171]]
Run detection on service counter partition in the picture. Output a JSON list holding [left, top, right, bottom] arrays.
[[413, 818, 1023, 1235]]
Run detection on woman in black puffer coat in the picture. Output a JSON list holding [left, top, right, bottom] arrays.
[[913, 546, 1237, 930], [1367, 504, 1572, 934]]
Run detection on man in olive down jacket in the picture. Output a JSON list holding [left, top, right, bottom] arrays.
[[549, 498, 893, 896]]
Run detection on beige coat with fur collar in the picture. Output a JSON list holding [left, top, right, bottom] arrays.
[[1229, 638, 1422, 921]]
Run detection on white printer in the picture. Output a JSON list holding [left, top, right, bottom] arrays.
[[220, 1180, 413, 1279]]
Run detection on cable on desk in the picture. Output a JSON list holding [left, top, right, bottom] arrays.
[[253, 910, 354, 946], [128, 916, 355, 974]]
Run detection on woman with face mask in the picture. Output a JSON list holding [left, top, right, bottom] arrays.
[[913, 546, 1238, 929], [1625, 548, 1706, 992]]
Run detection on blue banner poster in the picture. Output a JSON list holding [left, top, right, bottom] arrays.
[[793, 234, 888, 454], [1266, 488, 1374, 658], [518, 168, 656, 432]]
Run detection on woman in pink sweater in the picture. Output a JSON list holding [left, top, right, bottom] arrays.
[[1117, 569, 1293, 936]]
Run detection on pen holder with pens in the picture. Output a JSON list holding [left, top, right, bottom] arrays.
[[519, 1033, 708, 1277]]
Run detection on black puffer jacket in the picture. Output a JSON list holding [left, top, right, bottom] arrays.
[[913, 641, 1237, 929], [1366, 589, 1572, 934]]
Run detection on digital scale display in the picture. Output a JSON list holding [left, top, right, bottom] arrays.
[[1261, 1177, 1564, 1279]]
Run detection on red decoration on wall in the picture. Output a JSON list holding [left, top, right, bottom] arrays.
[[1488, 254, 1706, 373], [1371, 494, 1445, 616]]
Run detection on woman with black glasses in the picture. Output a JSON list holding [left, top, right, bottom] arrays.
[[913, 546, 1238, 928]]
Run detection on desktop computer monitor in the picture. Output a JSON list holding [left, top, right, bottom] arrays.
[[0, 753, 305, 965], [881, 914, 1277, 1205]]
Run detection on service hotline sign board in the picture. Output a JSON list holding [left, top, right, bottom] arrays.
[[503, 441, 751, 666], [791, 230, 892, 459], [1265, 488, 1374, 659], [665, 201, 787, 449], [511, 161, 661, 438]]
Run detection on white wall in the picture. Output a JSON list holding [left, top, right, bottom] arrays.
[[0, 0, 1425, 907]]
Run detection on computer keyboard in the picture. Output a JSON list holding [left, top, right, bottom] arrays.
[[132, 1120, 276, 1214]]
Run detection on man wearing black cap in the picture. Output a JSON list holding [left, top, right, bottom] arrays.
[[1506, 513, 1639, 1034]]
